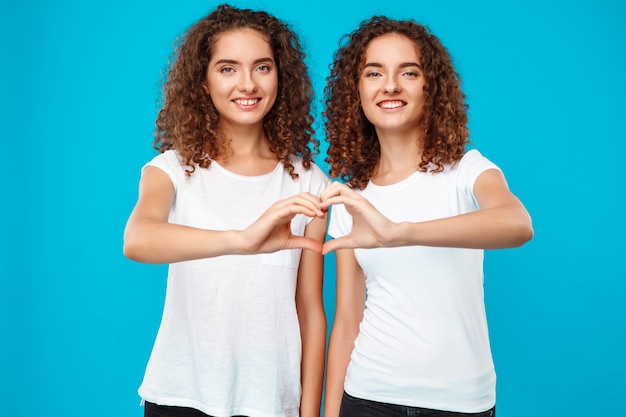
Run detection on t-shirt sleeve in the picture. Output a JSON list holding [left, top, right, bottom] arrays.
[[300, 163, 331, 227], [327, 201, 352, 239], [142, 150, 183, 191], [457, 149, 502, 209], [307, 162, 332, 197]]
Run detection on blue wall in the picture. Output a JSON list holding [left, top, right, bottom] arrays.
[[1, 0, 624, 415]]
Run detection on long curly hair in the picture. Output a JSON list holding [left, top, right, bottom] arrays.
[[324, 16, 469, 189], [154, 4, 318, 177]]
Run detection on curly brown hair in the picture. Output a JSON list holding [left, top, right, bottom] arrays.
[[154, 4, 318, 177], [324, 16, 470, 189]]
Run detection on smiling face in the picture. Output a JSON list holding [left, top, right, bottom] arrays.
[[205, 28, 278, 132], [358, 32, 426, 137]]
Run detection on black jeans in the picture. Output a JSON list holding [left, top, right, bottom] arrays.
[[339, 392, 495, 417], [144, 401, 248, 417]]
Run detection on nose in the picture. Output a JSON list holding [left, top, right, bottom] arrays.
[[382, 75, 400, 94], [238, 70, 258, 93]]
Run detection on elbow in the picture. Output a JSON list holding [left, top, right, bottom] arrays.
[[123, 238, 141, 262], [516, 224, 534, 247], [511, 211, 534, 247], [123, 229, 149, 263]]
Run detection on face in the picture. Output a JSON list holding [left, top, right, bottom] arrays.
[[358, 33, 426, 136], [205, 28, 278, 131]]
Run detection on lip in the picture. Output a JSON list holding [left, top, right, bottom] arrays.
[[377, 100, 407, 110]]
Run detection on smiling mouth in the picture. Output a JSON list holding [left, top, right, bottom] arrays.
[[378, 100, 406, 109], [233, 98, 260, 106]]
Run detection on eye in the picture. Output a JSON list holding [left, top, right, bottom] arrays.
[[402, 67, 422, 78], [220, 67, 235, 74], [256, 64, 271, 72], [364, 71, 382, 78]]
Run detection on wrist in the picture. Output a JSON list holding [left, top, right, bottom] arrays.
[[391, 221, 414, 247], [224, 229, 248, 255]]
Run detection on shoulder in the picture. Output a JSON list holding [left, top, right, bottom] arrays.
[[455, 148, 502, 192], [460, 148, 486, 164], [147, 149, 182, 166], [458, 149, 500, 174], [143, 150, 185, 184]]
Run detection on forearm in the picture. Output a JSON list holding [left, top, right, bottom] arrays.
[[324, 249, 366, 417], [298, 309, 326, 417], [324, 324, 359, 417], [296, 217, 327, 416], [123, 219, 243, 264], [390, 205, 533, 249]]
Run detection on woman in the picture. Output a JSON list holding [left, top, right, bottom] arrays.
[[123, 4, 328, 416], [321, 16, 533, 417]]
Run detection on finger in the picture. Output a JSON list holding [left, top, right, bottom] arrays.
[[267, 200, 324, 222], [319, 194, 359, 211], [322, 184, 359, 206], [286, 200, 324, 218], [296, 191, 322, 204], [294, 193, 324, 215], [278, 192, 318, 205], [276, 193, 323, 216], [320, 181, 349, 201]]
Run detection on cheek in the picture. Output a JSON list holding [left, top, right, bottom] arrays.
[[358, 85, 372, 109], [358, 82, 367, 101], [267, 76, 279, 97], [204, 79, 221, 97], [268, 82, 278, 99], [358, 86, 375, 104], [359, 102, 378, 124]]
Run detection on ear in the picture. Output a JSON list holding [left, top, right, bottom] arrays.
[[202, 82, 210, 95]]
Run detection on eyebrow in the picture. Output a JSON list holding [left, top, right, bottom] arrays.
[[363, 62, 422, 69], [213, 57, 274, 66]]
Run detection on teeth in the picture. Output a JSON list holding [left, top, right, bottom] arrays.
[[234, 98, 259, 106], [380, 101, 405, 109]]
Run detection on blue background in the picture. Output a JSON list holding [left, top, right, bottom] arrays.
[[1, 0, 624, 416]]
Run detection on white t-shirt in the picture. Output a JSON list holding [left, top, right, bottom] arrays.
[[328, 149, 500, 413], [138, 150, 330, 417]]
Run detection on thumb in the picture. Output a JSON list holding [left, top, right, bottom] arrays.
[[287, 236, 323, 253], [322, 236, 351, 255]]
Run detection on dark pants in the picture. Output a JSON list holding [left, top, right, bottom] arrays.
[[339, 392, 495, 417], [144, 401, 248, 417]]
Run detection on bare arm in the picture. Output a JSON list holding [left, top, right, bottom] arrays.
[[296, 217, 328, 417], [323, 249, 366, 417], [320, 169, 533, 253], [124, 166, 325, 263]]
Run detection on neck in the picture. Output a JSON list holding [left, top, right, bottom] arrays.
[[216, 122, 278, 175], [372, 128, 425, 185], [220, 122, 271, 157]]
